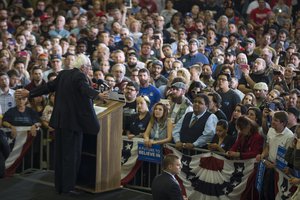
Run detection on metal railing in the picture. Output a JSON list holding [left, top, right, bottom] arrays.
[[125, 142, 228, 190]]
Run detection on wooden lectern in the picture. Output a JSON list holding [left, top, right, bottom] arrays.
[[77, 100, 124, 193]]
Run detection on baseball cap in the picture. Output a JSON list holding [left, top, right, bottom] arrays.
[[126, 81, 140, 91], [124, 36, 134, 42], [152, 60, 163, 68], [38, 53, 48, 60], [128, 51, 138, 58], [189, 38, 199, 46], [269, 24, 279, 32], [225, 48, 236, 56], [185, 12, 193, 18], [287, 107, 300, 119], [171, 82, 186, 89], [40, 13, 50, 22], [253, 82, 268, 91], [51, 54, 62, 61], [246, 37, 256, 44]]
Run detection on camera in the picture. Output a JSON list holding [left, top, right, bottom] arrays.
[[273, 70, 281, 76], [239, 64, 249, 70], [295, 70, 300, 75], [212, 57, 222, 64], [266, 102, 276, 111], [18, 51, 28, 57], [279, 51, 286, 57], [152, 35, 160, 40]]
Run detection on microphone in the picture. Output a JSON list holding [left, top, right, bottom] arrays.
[[92, 78, 110, 89]]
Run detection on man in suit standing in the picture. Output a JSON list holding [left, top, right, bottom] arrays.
[[15, 64, 108, 194], [151, 154, 187, 200]]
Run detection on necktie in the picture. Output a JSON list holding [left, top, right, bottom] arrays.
[[173, 176, 179, 185], [189, 116, 198, 128]]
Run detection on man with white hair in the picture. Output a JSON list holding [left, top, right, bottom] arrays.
[[49, 15, 70, 38], [92, 43, 111, 69], [260, 48, 276, 71], [111, 63, 130, 92], [15, 63, 109, 195]]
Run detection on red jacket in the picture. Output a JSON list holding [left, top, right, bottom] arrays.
[[230, 132, 264, 159]]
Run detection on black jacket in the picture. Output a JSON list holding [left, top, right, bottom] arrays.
[[152, 172, 184, 200], [30, 68, 100, 134], [0, 132, 10, 178]]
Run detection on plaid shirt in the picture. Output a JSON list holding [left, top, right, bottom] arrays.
[[0, 88, 15, 114]]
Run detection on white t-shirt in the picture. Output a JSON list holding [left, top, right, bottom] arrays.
[[246, 1, 271, 14], [266, 127, 294, 162]]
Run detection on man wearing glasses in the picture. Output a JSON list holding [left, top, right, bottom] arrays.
[[123, 82, 139, 134], [217, 73, 241, 120]]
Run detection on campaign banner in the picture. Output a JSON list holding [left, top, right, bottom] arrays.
[[292, 169, 300, 178], [255, 161, 266, 193], [276, 146, 288, 171], [137, 142, 162, 164]]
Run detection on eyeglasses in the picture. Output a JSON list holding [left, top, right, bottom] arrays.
[[125, 87, 136, 92], [218, 78, 228, 82], [192, 91, 201, 94]]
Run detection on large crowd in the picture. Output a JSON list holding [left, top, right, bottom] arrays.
[[0, 0, 300, 198]]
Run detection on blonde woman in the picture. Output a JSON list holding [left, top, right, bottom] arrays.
[[126, 96, 151, 139], [177, 68, 191, 88]]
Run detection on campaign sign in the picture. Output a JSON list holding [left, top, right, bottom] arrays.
[[255, 161, 266, 193], [292, 169, 300, 178], [276, 145, 287, 170], [137, 142, 162, 164]]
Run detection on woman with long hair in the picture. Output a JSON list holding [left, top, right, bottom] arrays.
[[144, 103, 172, 147], [160, 0, 178, 25], [227, 116, 264, 159], [208, 120, 235, 153], [241, 92, 257, 107], [247, 106, 264, 138], [228, 103, 247, 137]]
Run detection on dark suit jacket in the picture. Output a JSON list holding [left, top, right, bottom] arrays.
[[0, 132, 10, 178], [30, 68, 100, 134], [151, 172, 184, 200]]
